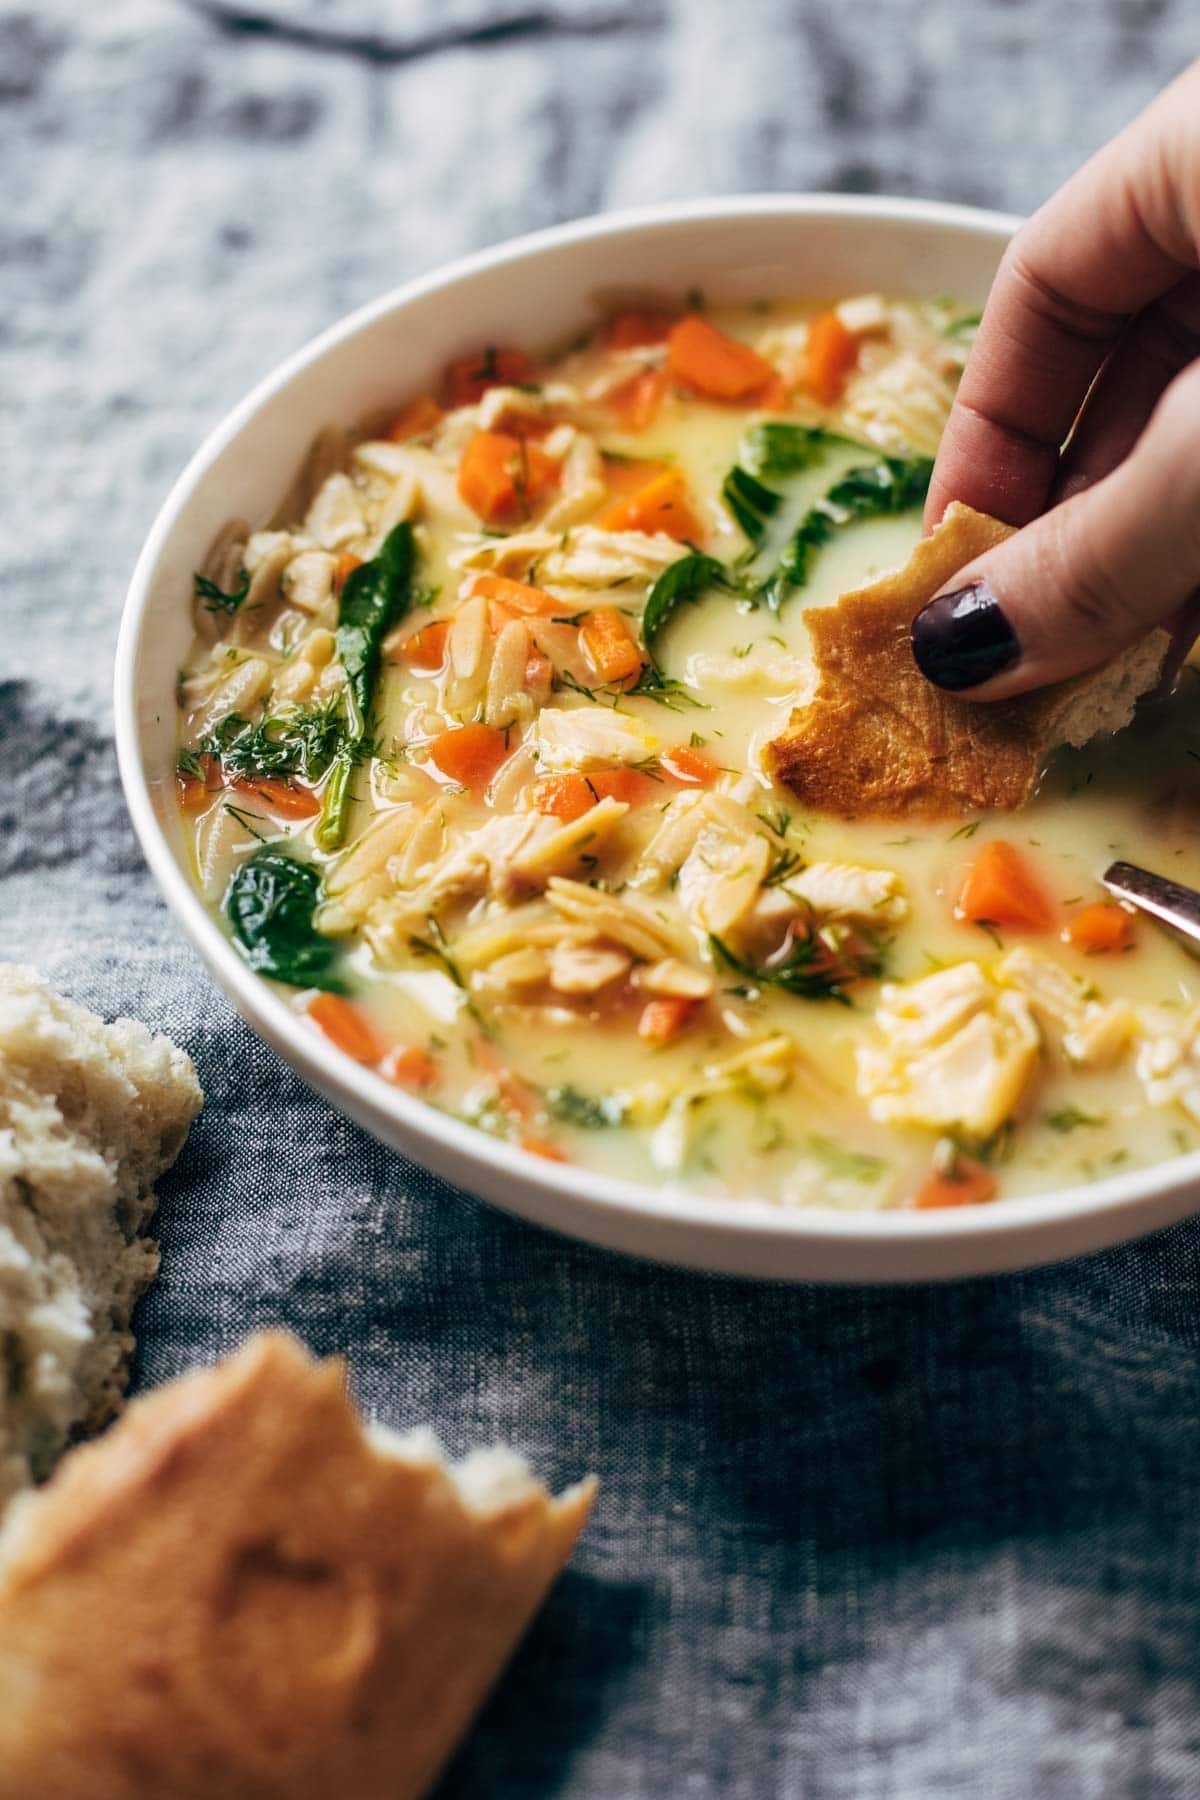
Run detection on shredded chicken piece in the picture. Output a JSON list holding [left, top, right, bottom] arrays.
[[304, 472, 365, 550], [857, 962, 1040, 1138], [546, 878, 688, 963], [784, 862, 908, 925], [533, 704, 659, 772], [997, 946, 1138, 1069]]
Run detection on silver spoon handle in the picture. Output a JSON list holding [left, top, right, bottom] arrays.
[[1102, 859, 1200, 947]]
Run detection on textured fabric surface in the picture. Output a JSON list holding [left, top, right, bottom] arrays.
[[3, 3, 1199, 1794]]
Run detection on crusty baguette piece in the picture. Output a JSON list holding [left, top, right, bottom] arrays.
[[768, 503, 1171, 818], [0, 965, 202, 1509], [0, 1331, 596, 1800]]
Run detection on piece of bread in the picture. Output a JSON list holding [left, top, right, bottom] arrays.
[[767, 503, 1171, 818], [0, 965, 202, 1510], [0, 1331, 597, 1800]]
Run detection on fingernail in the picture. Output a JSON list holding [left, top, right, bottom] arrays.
[[911, 580, 1020, 691]]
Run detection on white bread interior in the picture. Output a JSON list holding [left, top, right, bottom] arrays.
[[0, 965, 202, 1509]]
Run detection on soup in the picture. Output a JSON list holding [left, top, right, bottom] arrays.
[[174, 296, 1200, 1211]]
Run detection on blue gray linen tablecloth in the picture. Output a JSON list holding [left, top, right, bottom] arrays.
[[4, 4, 1200, 1793]]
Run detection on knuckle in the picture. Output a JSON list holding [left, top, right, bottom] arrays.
[[1041, 512, 1129, 637]]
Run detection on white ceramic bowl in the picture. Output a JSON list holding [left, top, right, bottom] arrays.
[[116, 195, 1200, 1282]]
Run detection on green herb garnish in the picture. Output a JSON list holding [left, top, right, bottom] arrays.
[[710, 923, 885, 1006], [545, 1085, 628, 1129], [194, 567, 251, 615]]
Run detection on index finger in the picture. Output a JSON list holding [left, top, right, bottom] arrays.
[[925, 63, 1199, 530]]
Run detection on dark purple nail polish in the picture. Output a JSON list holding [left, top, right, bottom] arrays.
[[911, 580, 1020, 692]]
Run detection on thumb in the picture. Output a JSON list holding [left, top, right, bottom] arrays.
[[912, 359, 1200, 698]]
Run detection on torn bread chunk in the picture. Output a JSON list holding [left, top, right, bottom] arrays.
[[0, 1331, 595, 1800], [0, 966, 202, 1512], [768, 503, 1170, 819]]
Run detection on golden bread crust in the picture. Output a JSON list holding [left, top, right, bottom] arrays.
[[767, 504, 1170, 818], [0, 1332, 594, 1800]]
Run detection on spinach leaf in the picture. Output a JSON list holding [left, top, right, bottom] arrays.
[[740, 422, 861, 479], [720, 465, 781, 542], [317, 520, 416, 849], [641, 552, 726, 662], [194, 568, 251, 615], [336, 521, 416, 733], [762, 453, 934, 610], [224, 845, 345, 991]]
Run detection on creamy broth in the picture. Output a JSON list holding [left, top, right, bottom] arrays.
[[175, 297, 1200, 1211]]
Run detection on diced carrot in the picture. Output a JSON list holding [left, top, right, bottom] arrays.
[[579, 606, 643, 684], [804, 310, 859, 405], [177, 754, 222, 814], [666, 315, 775, 401], [428, 722, 510, 789], [591, 767, 656, 808], [442, 346, 535, 407], [307, 994, 381, 1064], [456, 430, 559, 524], [956, 840, 1056, 933], [598, 466, 702, 541], [520, 1134, 569, 1163], [232, 777, 321, 820], [605, 309, 676, 349], [608, 367, 668, 432], [387, 393, 442, 441], [380, 1044, 439, 1091], [912, 1154, 998, 1210], [534, 773, 595, 823], [534, 766, 655, 822], [660, 744, 718, 787], [334, 551, 363, 594], [754, 373, 790, 412], [397, 619, 449, 674], [1063, 902, 1135, 955], [471, 572, 572, 618], [638, 996, 699, 1043], [601, 455, 670, 501]]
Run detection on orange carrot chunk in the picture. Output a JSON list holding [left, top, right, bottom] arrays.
[[535, 773, 596, 823], [1063, 902, 1135, 954], [380, 1044, 439, 1091], [334, 551, 363, 594], [177, 754, 222, 814], [660, 744, 718, 787], [428, 722, 510, 789], [912, 1154, 998, 1210], [956, 840, 1056, 933], [605, 310, 676, 349], [804, 310, 859, 405], [232, 777, 321, 820], [471, 572, 572, 617], [608, 367, 668, 432], [457, 430, 558, 525], [520, 1134, 570, 1163], [397, 619, 449, 674], [387, 393, 443, 442], [307, 994, 381, 1064], [579, 606, 643, 684], [442, 346, 534, 407], [598, 466, 702, 540], [638, 996, 699, 1043], [534, 767, 655, 822], [666, 315, 775, 401]]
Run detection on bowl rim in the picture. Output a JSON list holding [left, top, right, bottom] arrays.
[[115, 191, 1200, 1277]]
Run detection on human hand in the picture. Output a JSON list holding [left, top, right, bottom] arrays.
[[912, 63, 1200, 697]]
